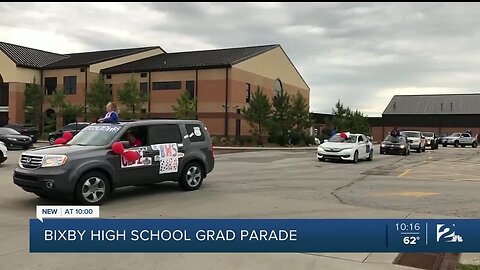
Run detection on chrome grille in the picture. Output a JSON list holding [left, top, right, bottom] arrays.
[[20, 154, 43, 168]]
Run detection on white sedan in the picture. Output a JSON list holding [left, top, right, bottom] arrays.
[[317, 133, 374, 163], [0, 141, 7, 164]]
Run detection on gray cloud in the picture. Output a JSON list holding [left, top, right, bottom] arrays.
[[2, 2, 480, 115]]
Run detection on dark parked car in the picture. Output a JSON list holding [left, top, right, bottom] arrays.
[[4, 123, 39, 142], [0, 127, 33, 150], [48, 122, 91, 144], [380, 135, 410, 155], [14, 120, 215, 205]]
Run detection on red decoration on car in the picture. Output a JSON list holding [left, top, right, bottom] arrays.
[[112, 142, 125, 155], [123, 150, 140, 162], [340, 132, 347, 139], [54, 138, 67, 145], [62, 131, 73, 141]]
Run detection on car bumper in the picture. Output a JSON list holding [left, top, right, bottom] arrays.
[[13, 167, 73, 195], [317, 149, 354, 161], [0, 156, 7, 163], [409, 142, 421, 149], [380, 147, 407, 154], [5, 140, 33, 148]]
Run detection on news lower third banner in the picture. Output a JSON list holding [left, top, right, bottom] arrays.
[[30, 219, 480, 253]]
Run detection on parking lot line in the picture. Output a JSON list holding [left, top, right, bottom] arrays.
[[397, 169, 411, 177]]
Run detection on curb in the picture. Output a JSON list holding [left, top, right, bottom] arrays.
[[214, 146, 317, 151]]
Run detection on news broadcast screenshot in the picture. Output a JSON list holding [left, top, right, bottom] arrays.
[[1, 2, 480, 270]]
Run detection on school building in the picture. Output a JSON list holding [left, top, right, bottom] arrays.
[[0, 41, 310, 137]]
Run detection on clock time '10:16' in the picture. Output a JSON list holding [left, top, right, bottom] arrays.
[[396, 223, 420, 231]]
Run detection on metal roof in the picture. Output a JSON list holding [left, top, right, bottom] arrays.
[[102, 44, 279, 73], [383, 94, 480, 115], [0, 41, 68, 68]]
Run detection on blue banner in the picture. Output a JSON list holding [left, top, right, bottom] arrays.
[[30, 219, 479, 252]]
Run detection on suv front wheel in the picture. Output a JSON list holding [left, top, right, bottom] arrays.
[[75, 171, 111, 205], [179, 162, 204, 191]]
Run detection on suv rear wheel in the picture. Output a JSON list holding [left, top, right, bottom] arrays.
[[75, 171, 110, 205], [179, 162, 204, 191], [473, 142, 478, 148]]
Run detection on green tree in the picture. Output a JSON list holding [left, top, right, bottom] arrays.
[[330, 100, 369, 134], [86, 74, 112, 119], [242, 87, 272, 144], [290, 91, 313, 138], [48, 89, 84, 126], [330, 100, 352, 132], [117, 76, 147, 117], [270, 91, 294, 145], [172, 90, 196, 119], [24, 78, 44, 129]]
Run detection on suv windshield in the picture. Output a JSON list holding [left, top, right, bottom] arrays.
[[385, 135, 405, 143], [328, 134, 358, 143], [450, 133, 462, 137], [400, 132, 420, 138], [68, 125, 122, 146]]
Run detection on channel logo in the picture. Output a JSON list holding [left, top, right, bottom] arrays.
[[436, 224, 463, 243]]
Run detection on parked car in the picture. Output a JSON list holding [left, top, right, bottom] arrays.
[[48, 122, 91, 145], [436, 133, 449, 145], [399, 131, 426, 153], [380, 135, 410, 156], [0, 141, 7, 164], [441, 133, 477, 148], [0, 127, 33, 150], [317, 132, 373, 163], [4, 123, 39, 142], [13, 120, 215, 205], [421, 131, 438, 150]]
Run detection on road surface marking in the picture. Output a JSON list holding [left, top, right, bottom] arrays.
[[398, 169, 411, 177]]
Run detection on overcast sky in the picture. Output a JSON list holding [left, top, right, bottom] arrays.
[[2, 2, 480, 116]]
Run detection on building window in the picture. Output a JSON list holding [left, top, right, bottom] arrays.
[[80, 68, 85, 72], [152, 81, 182, 90], [274, 79, 283, 99], [246, 83, 251, 103], [44, 77, 57, 95], [140, 82, 148, 97], [140, 73, 148, 78], [63, 76, 77, 95], [186, 80, 195, 100]]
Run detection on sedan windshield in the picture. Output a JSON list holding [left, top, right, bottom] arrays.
[[385, 135, 405, 143], [422, 132, 434, 137], [68, 125, 122, 146], [0, 128, 21, 135], [328, 134, 358, 143]]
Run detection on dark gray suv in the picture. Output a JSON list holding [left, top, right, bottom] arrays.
[[13, 120, 215, 205]]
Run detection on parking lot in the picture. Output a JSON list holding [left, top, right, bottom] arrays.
[[0, 144, 479, 269]]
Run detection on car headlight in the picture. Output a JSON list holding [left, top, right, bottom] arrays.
[[341, 147, 353, 151], [400, 145, 405, 149], [42, 155, 68, 167], [8, 138, 18, 141], [381, 144, 386, 147], [318, 146, 324, 151]]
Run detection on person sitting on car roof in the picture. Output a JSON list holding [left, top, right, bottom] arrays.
[[390, 127, 400, 137], [98, 102, 119, 124]]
